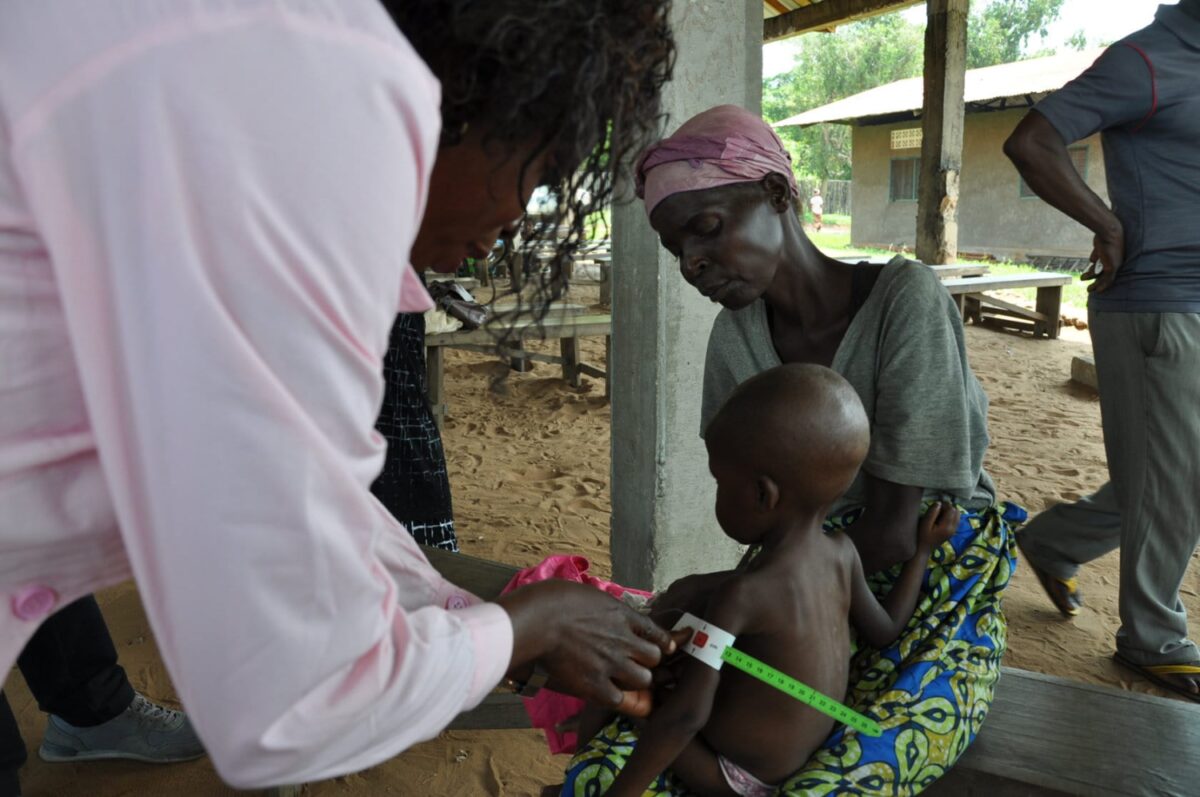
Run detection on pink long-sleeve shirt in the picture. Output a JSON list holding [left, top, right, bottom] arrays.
[[0, 1, 513, 787]]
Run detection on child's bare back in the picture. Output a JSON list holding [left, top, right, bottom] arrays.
[[697, 530, 858, 782], [600, 364, 959, 797]]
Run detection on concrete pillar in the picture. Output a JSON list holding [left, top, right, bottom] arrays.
[[610, 1, 762, 591], [915, 0, 968, 265]]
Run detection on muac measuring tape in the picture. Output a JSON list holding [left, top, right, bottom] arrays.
[[673, 613, 882, 738]]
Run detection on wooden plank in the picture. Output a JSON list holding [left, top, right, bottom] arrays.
[[561, 338, 581, 388], [263, 786, 306, 797], [942, 273, 1072, 294], [1035, 283, 1065, 339], [930, 263, 988, 278], [426, 314, 613, 348], [599, 262, 612, 307], [938, 667, 1200, 796], [763, 0, 921, 41], [426, 344, 446, 431], [488, 302, 587, 320], [446, 692, 530, 731], [422, 545, 519, 601], [1071, 355, 1098, 391], [975, 293, 1050, 323], [834, 257, 988, 279]]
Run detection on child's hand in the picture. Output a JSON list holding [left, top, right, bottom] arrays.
[[917, 501, 959, 550]]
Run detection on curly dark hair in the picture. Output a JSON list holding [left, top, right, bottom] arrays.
[[384, 1, 675, 373]]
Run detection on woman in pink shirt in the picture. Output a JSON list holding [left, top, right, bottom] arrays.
[[0, 0, 675, 789]]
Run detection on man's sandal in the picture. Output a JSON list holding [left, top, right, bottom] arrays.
[[1017, 537, 1082, 617], [1114, 651, 1200, 704]]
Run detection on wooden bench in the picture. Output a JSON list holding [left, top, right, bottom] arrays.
[[929, 263, 989, 279], [424, 312, 612, 428], [427, 549, 1200, 796], [426, 275, 480, 292], [266, 548, 1200, 794], [834, 256, 990, 280], [942, 273, 1074, 339]]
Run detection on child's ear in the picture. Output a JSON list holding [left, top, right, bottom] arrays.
[[756, 475, 780, 512]]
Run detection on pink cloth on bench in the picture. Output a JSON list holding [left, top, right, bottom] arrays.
[[500, 555, 653, 754]]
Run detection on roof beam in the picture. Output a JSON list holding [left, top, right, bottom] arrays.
[[763, 0, 923, 42]]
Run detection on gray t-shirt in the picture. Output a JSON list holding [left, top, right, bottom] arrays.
[[1034, 4, 1200, 313], [702, 258, 996, 514]]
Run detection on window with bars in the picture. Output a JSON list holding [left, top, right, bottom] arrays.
[[1020, 146, 1089, 197], [889, 157, 920, 202], [890, 127, 923, 150]]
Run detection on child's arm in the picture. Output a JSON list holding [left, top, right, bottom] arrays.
[[648, 570, 740, 629], [606, 583, 750, 797], [848, 501, 959, 649]]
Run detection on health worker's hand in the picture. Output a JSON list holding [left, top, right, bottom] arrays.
[[497, 580, 676, 710]]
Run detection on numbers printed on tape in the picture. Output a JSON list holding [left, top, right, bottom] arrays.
[[720, 647, 883, 738]]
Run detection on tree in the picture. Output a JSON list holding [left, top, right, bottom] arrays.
[[967, 0, 1065, 68], [765, 14, 924, 181]]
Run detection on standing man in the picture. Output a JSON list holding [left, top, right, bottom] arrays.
[[1005, 0, 1200, 701], [809, 186, 824, 231]]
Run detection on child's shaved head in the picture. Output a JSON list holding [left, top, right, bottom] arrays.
[[706, 364, 870, 510]]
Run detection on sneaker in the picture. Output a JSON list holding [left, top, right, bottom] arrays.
[[39, 694, 206, 764]]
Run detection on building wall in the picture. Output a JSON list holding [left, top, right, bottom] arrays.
[[850, 109, 1108, 261]]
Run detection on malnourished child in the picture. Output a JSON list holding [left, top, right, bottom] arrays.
[[600, 363, 958, 796]]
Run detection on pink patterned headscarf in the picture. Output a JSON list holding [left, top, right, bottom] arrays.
[[635, 104, 799, 217]]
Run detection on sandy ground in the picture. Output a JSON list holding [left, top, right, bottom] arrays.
[[7, 282, 1199, 797]]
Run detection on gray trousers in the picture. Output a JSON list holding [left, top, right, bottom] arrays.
[[1019, 311, 1200, 666]]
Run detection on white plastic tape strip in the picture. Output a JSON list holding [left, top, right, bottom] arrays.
[[672, 612, 736, 670]]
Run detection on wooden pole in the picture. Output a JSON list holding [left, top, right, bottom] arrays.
[[915, 0, 968, 265]]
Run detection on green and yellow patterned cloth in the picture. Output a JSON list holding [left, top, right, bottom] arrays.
[[560, 501, 1024, 796]]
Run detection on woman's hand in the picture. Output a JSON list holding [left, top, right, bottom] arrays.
[[496, 581, 676, 710]]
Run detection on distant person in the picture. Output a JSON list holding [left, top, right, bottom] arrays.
[[1005, 0, 1200, 701], [565, 365, 958, 797], [809, 187, 824, 231]]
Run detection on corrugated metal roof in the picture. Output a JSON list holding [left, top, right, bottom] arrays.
[[763, 0, 823, 19], [774, 48, 1106, 127]]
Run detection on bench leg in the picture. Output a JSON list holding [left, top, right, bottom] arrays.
[[560, 338, 581, 388], [599, 263, 612, 308], [509, 347, 532, 372], [964, 295, 982, 326], [953, 293, 966, 318], [1035, 286, 1063, 339], [426, 344, 446, 430]]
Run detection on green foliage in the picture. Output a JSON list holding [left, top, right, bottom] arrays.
[[967, 0, 1065, 68], [764, 14, 924, 181], [765, 0, 1066, 181]]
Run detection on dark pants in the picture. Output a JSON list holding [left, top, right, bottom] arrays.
[[0, 596, 134, 793]]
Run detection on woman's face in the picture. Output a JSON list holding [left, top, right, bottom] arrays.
[[411, 130, 550, 272], [649, 180, 787, 310]]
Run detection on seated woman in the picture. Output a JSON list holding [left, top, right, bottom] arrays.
[[561, 105, 1024, 795]]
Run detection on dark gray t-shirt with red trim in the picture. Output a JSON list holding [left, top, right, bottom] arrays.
[[1035, 3, 1200, 312]]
